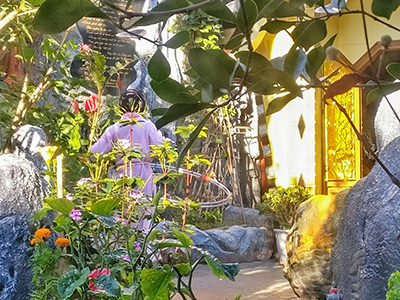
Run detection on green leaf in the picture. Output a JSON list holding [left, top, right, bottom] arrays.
[[164, 31, 190, 48], [33, 0, 107, 34], [232, 295, 242, 300], [151, 108, 169, 116], [176, 263, 191, 276], [154, 239, 184, 248], [306, 34, 336, 79], [202, 83, 213, 103], [152, 189, 162, 207], [150, 79, 201, 104], [141, 268, 174, 300], [57, 267, 90, 299], [387, 63, 400, 80], [147, 229, 160, 241], [237, 0, 258, 33], [224, 34, 245, 51], [96, 275, 121, 298], [248, 68, 302, 97], [258, 0, 305, 18], [371, 0, 400, 19], [188, 48, 236, 89], [91, 198, 120, 215], [176, 108, 216, 168], [189, 0, 236, 23], [284, 47, 307, 79], [134, 0, 190, 26], [46, 197, 75, 215], [260, 20, 294, 34], [236, 51, 272, 74], [291, 20, 326, 51], [266, 93, 298, 115], [155, 103, 212, 129], [94, 214, 117, 227], [204, 254, 239, 281], [172, 227, 193, 247], [366, 83, 400, 105], [148, 49, 171, 83]]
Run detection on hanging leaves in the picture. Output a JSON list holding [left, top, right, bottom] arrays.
[[291, 20, 327, 51], [33, 0, 107, 34], [164, 31, 190, 49], [284, 47, 307, 79], [237, 0, 258, 33], [371, 0, 400, 19], [387, 63, 400, 80], [150, 78, 201, 104], [260, 20, 295, 34], [266, 93, 298, 115], [366, 82, 400, 105], [324, 74, 364, 100]]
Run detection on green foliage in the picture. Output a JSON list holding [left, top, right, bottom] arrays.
[[258, 186, 311, 229], [387, 271, 400, 299]]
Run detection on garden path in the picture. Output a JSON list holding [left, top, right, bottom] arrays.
[[174, 260, 298, 300]]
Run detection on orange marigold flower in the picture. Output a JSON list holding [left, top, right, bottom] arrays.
[[55, 238, 70, 247], [30, 237, 44, 245], [34, 228, 51, 239]]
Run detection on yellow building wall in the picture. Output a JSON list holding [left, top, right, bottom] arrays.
[[328, 0, 400, 63]]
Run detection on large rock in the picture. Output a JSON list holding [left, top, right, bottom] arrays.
[[284, 192, 347, 299], [223, 205, 275, 229], [192, 225, 275, 263], [333, 136, 400, 299], [374, 90, 400, 152], [0, 154, 46, 300]]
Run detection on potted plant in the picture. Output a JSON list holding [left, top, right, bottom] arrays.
[[257, 186, 311, 264]]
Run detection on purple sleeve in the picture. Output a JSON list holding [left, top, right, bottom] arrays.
[[148, 122, 163, 145], [90, 125, 116, 153]]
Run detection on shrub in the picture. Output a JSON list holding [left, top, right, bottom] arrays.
[[257, 186, 311, 229]]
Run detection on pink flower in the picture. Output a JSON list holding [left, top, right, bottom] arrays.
[[130, 191, 142, 200], [80, 43, 90, 52], [88, 268, 111, 291], [70, 209, 82, 221], [77, 177, 92, 186], [134, 241, 141, 251], [71, 99, 79, 114], [65, 193, 74, 201], [85, 96, 99, 114], [121, 254, 130, 261]]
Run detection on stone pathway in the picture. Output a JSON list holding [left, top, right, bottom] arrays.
[[174, 260, 298, 300]]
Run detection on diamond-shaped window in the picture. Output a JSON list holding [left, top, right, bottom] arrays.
[[298, 114, 306, 139]]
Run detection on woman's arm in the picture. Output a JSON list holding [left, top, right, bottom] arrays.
[[89, 125, 116, 153]]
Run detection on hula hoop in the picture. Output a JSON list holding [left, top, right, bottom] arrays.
[[149, 163, 231, 208]]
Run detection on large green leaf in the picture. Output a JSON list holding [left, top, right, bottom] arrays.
[[96, 275, 121, 298], [248, 68, 302, 97], [366, 83, 400, 105], [291, 20, 327, 51], [164, 31, 190, 49], [306, 34, 336, 79], [260, 20, 295, 34], [372, 0, 400, 19], [258, 0, 305, 18], [57, 267, 90, 299], [237, 0, 258, 33], [134, 0, 190, 26], [172, 227, 193, 247], [148, 49, 171, 82], [235, 51, 272, 74], [141, 268, 174, 300], [387, 63, 400, 80], [284, 47, 307, 79], [33, 0, 107, 34], [188, 48, 236, 89], [150, 78, 201, 104], [91, 198, 120, 215], [176, 108, 216, 167], [46, 197, 75, 215], [224, 34, 245, 51], [266, 93, 298, 115], [201, 252, 239, 281], [190, 0, 236, 23], [155, 103, 212, 129]]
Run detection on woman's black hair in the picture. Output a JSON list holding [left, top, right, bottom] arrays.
[[119, 89, 147, 114]]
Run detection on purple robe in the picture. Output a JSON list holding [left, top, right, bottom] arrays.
[[90, 113, 163, 196]]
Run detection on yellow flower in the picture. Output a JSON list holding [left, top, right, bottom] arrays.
[[34, 228, 51, 239], [30, 237, 44, 245], [55, 238, 70, 247]]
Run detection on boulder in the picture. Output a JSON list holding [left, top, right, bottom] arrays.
[[333, 136, 400, 299], [223, 205, 275, 229], [284, 192, 347, 300], [0, 154, 46, 300], [191, 225, 275, 263]]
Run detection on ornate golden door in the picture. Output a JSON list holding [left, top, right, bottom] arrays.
[[315, 60, 362, 195]]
